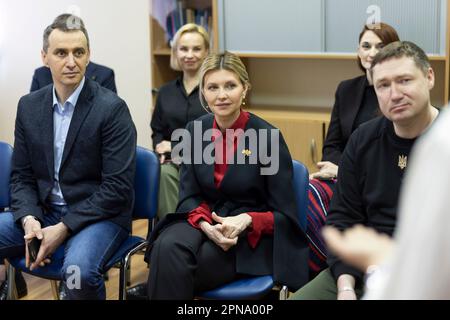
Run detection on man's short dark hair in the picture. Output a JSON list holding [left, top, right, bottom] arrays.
[[370, 41, 431, 78], [43, 13, 90, 52]]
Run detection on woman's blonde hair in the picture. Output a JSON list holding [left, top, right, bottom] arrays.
[[199, 51, 251, 110], [170, 23, 210, 71]]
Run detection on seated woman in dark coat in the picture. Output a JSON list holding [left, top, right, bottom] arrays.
[[145, 51, 309, 299]]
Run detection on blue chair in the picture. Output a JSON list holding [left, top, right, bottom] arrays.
[[5, 146, 160, 300], [197, 159, 309, 300], [0, 141, 16, 299], [0, 141, 13, 210]]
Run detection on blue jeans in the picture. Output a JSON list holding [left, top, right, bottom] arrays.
[[0, 205, 128, 299]]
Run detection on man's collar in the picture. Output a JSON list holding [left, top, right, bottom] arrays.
[[52, 77, 86, 108]]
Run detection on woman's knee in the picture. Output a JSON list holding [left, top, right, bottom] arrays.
[[160, 164, 179, 184], [151, 223, 200, 262], [289, 268, 337, 300]]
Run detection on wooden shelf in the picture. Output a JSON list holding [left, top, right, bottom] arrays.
[[428, 55, 448, 62], [233, 51, 447, 61], [153, 48, 171, 56], [149, 49, 447, 62]]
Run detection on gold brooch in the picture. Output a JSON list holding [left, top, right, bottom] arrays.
[[242, 149, 252, 157], [398, 155, 407, 170]]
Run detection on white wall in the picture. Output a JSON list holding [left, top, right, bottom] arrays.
[[0, 0, 152, 148]]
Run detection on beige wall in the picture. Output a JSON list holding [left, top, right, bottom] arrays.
[[0, 0, 152, 148]]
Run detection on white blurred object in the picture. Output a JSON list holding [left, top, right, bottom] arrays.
[[365, 106, 450, 299]]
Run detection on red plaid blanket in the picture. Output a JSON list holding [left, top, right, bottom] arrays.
[[307, 179, 335, 278]]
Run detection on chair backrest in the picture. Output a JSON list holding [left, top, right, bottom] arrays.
[[0, 143, 160, 218], [0, 141, 13, 209], [133, 146, 160, 220], [292, 160, 309, 232]]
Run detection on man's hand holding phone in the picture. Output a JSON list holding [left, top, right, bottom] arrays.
[[22, 217, 50, 270]]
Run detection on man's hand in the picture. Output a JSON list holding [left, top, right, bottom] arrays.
[[211, 212, 252, 239], [156, 140, 171, 164], [26, 222, 70, 271], [310, 161, 338, 180], [199, 220, 237, 251], [322, 225, 393, 272], [23, 218, 46, 269], [337, 274, 357, 300], [337, 287, 357, 300]]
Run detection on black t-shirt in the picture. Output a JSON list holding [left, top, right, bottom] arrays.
[[326, 116, 417, 282]]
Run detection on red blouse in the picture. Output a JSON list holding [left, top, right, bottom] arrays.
[[187, 111, 274, 248]]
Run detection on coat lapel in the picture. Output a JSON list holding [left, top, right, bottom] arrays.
[[342, 75, 367, 139], [197, 116, 216, 192], [60, 80, 94, 169], [41, 87, 55, 179]]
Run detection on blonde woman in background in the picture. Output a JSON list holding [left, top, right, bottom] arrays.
[[151, 23, 210, 218]]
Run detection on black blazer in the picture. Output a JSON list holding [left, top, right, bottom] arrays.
[[148, 113, 309, 291], [322, 75, 377, 165], [30, 62, 117, 93], [11, 79, 136, 233]]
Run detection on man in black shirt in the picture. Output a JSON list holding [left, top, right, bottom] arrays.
[[291, 41, 440, 300]]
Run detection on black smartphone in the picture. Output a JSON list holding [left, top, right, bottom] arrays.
[[28, 237, 41, 263]]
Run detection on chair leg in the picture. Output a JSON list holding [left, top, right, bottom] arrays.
[[126, 261, 131, 286], [279, 285, 289, 300], [118, 266, 127, 300], [50, 281, 60, 300], [118, 261, 128, 300], [6, 264, 18, 300]]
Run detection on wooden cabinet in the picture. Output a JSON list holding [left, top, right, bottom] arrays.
[[249, 107, 329, 173], [215, 0, 450, 107], [218, 0, 448, 56]]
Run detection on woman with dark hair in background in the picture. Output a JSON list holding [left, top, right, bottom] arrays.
[[310, 22, 400, 180]]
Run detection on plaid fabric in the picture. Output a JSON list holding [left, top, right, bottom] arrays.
[[307, 179, 335, 278]]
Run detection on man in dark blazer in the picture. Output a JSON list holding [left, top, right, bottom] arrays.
[[0, 14, 136, 300], [30, 61, 117, 93]]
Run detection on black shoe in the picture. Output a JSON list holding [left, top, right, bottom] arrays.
[[0, 272, 28, 300], [126, 283, 148, 300]]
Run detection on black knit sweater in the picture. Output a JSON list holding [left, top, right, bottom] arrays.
[[326, 116, 417, 282]]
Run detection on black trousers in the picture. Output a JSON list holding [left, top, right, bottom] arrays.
[[147, 221, 237, 300]]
